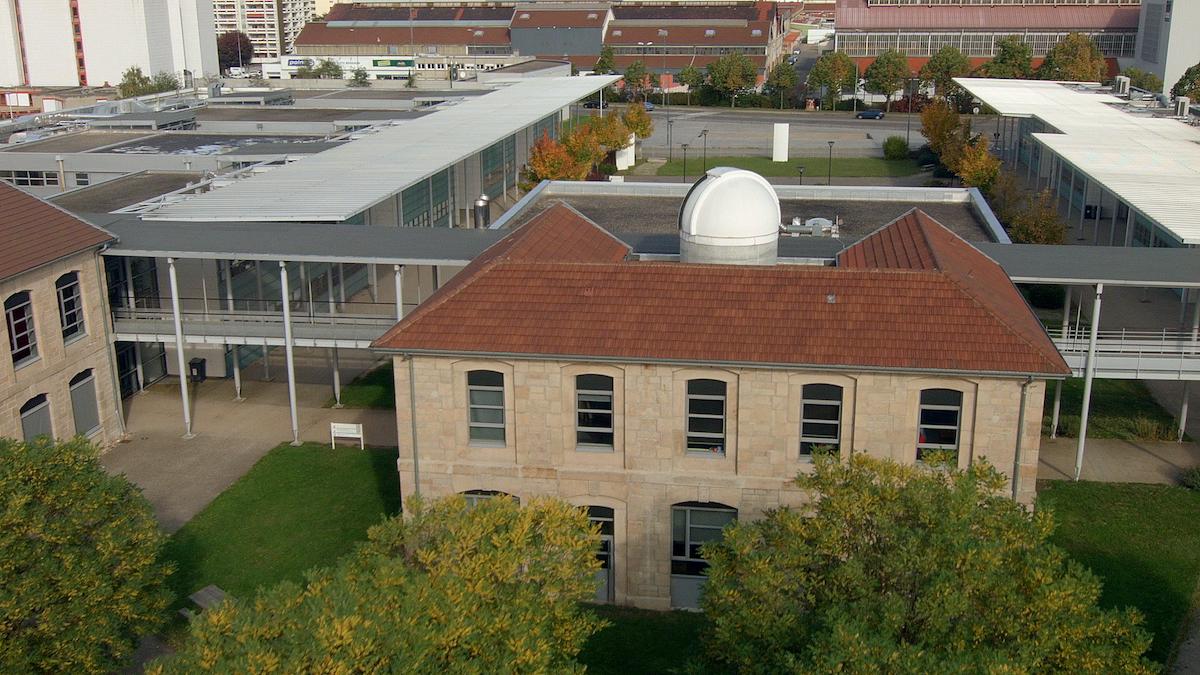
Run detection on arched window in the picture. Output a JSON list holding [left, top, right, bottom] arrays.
[[576, 374, 614, 449], [466, 370, 505, 443], [801, 383, 843, 456], [587, 506, 616, 603], [69, 369, 100, 437], [671, 501, 736, 609], [686, 379, 726, 455], [461, 489, 517, 508], [5, 290, 38, 366], [917, 388, 964, 462], [56, 272, 85, 342], [20, 394, 51, 442]]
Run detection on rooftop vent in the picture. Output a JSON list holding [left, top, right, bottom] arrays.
[[679, 167, 779, 266], [613, 29, 622, 36], [705, 29, 716, 37], [751, 29, 762, 37], [587, 12, 597, 19], [1113, 75, 1131, 96], [519, 12, 530, 19], [1176, 96, 1191, 117]]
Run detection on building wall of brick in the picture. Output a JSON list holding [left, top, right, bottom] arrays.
[[393, 354, 1046, 609], [0, 249, 122, 448]]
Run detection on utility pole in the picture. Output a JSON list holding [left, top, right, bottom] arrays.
[[827, 140, 835, 185], [698, 129, 708, 173]]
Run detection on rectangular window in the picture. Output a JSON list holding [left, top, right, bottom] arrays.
[[75, 172, 90, 187], [576, 374, 614, 449], [57, 273, 85, 342], [6, 291, 38, 367], [70, 371, 101, 436], [671, 505, 736, 576], [467, 370, 505, 444], [686, 379, 726, 455], [917, 388, 963, 462], [801, 383, 842, 456]]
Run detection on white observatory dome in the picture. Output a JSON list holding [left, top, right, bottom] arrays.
[[678, 167, 780, 265]]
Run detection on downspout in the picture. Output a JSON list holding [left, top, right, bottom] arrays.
[[1011, 376, 1033, 501], [407, 354, 421, 499], [95, 249, 128, 440]]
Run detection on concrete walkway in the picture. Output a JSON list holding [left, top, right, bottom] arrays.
[[1038, 436, 1200, 484], [102, 377, 396, 533]]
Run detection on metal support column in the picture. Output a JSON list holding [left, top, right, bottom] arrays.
[[1077, 176, 1088, 240], [222, 261, 243, 401], [332, 347, 342, 408], [1074, 283, 1103, 481], [1109, 198, 1119, 246], [1123, 207, 1135, 247], [279, 262, 300, 446], [1181, 383, 1191, 444], [167, 258, 194, 439], [393, 264, 404, 320], [1050, 286, 1071, 438], [1092, 187, 1103, 244]]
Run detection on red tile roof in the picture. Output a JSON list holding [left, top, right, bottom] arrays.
[[325, 5, 514, 23], [295, 23, 510, 47], [835, 0, 1139, 30], [374, 202, 1067, 376], [605, 24, 773, 46], [0, 182, 113, 281], [511, 9, 609, 29]]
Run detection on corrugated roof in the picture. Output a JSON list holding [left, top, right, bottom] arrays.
[[374, 202, 1068, 377], [141, 76, 621, 223], [511, 8, 609, 28], [954, 77, 1200, 246], [611, 3, 773, 22], [325, 4, 514, 23], [295, 23, 509, 46], [835, 0, 1139, 30], [606, 24, 772, 45], [0, 183, 114, 280]]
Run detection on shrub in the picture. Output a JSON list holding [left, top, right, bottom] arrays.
[[1181, 466, 1200, 491], [883, 135, 909, 160]]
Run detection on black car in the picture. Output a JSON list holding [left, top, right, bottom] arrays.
[[856, 109, 885, 119], [583, 100, 607, 109]]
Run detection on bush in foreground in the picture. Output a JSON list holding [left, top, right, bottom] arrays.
[[882, 135, 909, 160], [701, 453, 1155, 674], [0, 438, 172, 673], [153, 495, 604, 673]]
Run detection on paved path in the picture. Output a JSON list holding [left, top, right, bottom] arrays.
[[1038, 436, 1200, 484], [102, 377, 396, 533]]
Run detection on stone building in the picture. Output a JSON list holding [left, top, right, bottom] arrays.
[[373, 171, 1068, 610], [0, 183, 123, 447]]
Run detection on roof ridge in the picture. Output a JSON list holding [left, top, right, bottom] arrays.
[[909, 208, 943, 270]]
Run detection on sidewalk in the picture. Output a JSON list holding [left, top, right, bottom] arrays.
[[1038, 436, 1200, 484]]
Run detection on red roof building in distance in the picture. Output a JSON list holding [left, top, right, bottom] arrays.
[[833, 0, 1139, 74]]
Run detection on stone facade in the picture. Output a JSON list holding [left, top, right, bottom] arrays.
[[0, 249, 122, 448], [393, 355, 1047, 610]]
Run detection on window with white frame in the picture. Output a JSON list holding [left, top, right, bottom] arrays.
[[686, 379, 726, 455], [5, 291, 38, 367], [576, 374, 614, 449], [917, 388, 963, 462], [801, 383, 842, 456], [56, 272, 85, 342], [69, 369, 101, 437], [671, 502, 736, 576], [20, 394, 52, 442], [461, 489, 517, 507], [467, 369, 505, 443]]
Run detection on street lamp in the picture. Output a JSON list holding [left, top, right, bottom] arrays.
[[826, 140, 835, 186], [637, 41, 653, 103], [470, 29, 484, 79], [668, 118, 674, 162], [905, 74, 916, 146], [681, 142, 689, 183], [798, 165, 805, 185], [657, 29, 669, 117], [697, 129, 708, 172]]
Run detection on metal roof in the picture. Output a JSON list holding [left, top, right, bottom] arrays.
[[955, 77, 1200, 246], [96, 215, 506, 265], [141, 76, 620, 223], [976, 242, 1200, 288]]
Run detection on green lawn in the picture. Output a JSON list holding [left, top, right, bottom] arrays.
[[326, 362, 395, 409], [581, 605, 717, 674], [655, 155, 922, 178], [1038, 481, 1200, 665], [1043, 378, 1182, 441], [164, 443, 401, 601]]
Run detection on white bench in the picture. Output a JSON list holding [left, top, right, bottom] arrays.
[[330, 422, 364, 449]]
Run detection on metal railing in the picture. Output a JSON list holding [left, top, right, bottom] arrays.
[[112, 297, 414, 329], [1048, 326, 1200, 358]]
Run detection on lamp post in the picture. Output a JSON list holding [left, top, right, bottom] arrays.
[[668, 118, 674, 162], [905, 75, 916, 146], [698, 129, 708, 172], [658, 29, 669, 119], [637, 41, 653, 103], [798, 165, 805, 185], [826, 140, 834, 186], [681, 142, 689, 183], [470, 29, 484, 80], [852, 61, 859, 114]]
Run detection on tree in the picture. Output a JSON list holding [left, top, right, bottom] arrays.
[[526, 131, 588, 183], [701, 453, 1155, 674], [622, 101, 654, 139], [882, 135, 909, 160], [152, 495, 603, 673], [588, 113, 632, 152], [981, 36, 1033, 79], [1009, 189, 1068, 244], [921, 99, 962, 161], [678, 64, 705, 105], [216, 30, 253, 73], [766, 61, 799, 108], [594, 44, 616, 75], [117, 66, 152, 98], [1, 438, 172, 673], [349, 67, 371, 87], [919, 45, 970, 100], [1038, 33, 1106, 82], [297, 58, 343, 80], [863, 50, 909, 111], [707, 52, 758, 105], [622, 60, 650, 102], [1120, 67, 1164, 94], [955, 135, 1002, 191], [807, 51, 855, 110], [564, 120, 603, 172], [1172, 62, 1200, 100], [149, 71, 179, 92]]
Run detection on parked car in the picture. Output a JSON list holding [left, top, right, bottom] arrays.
[[642, 101, 655, 111], [583, 100, 607, 109], [856, 109, 885, 120]]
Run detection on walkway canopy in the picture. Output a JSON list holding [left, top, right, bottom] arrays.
[[976, 243, 1200, 288]]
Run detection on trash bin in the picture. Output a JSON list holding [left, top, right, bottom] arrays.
[[188, 357, 206, 383]]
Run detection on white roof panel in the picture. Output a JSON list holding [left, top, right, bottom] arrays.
[[955, 77, 1200, 246], [144, 76, 620, 222]]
